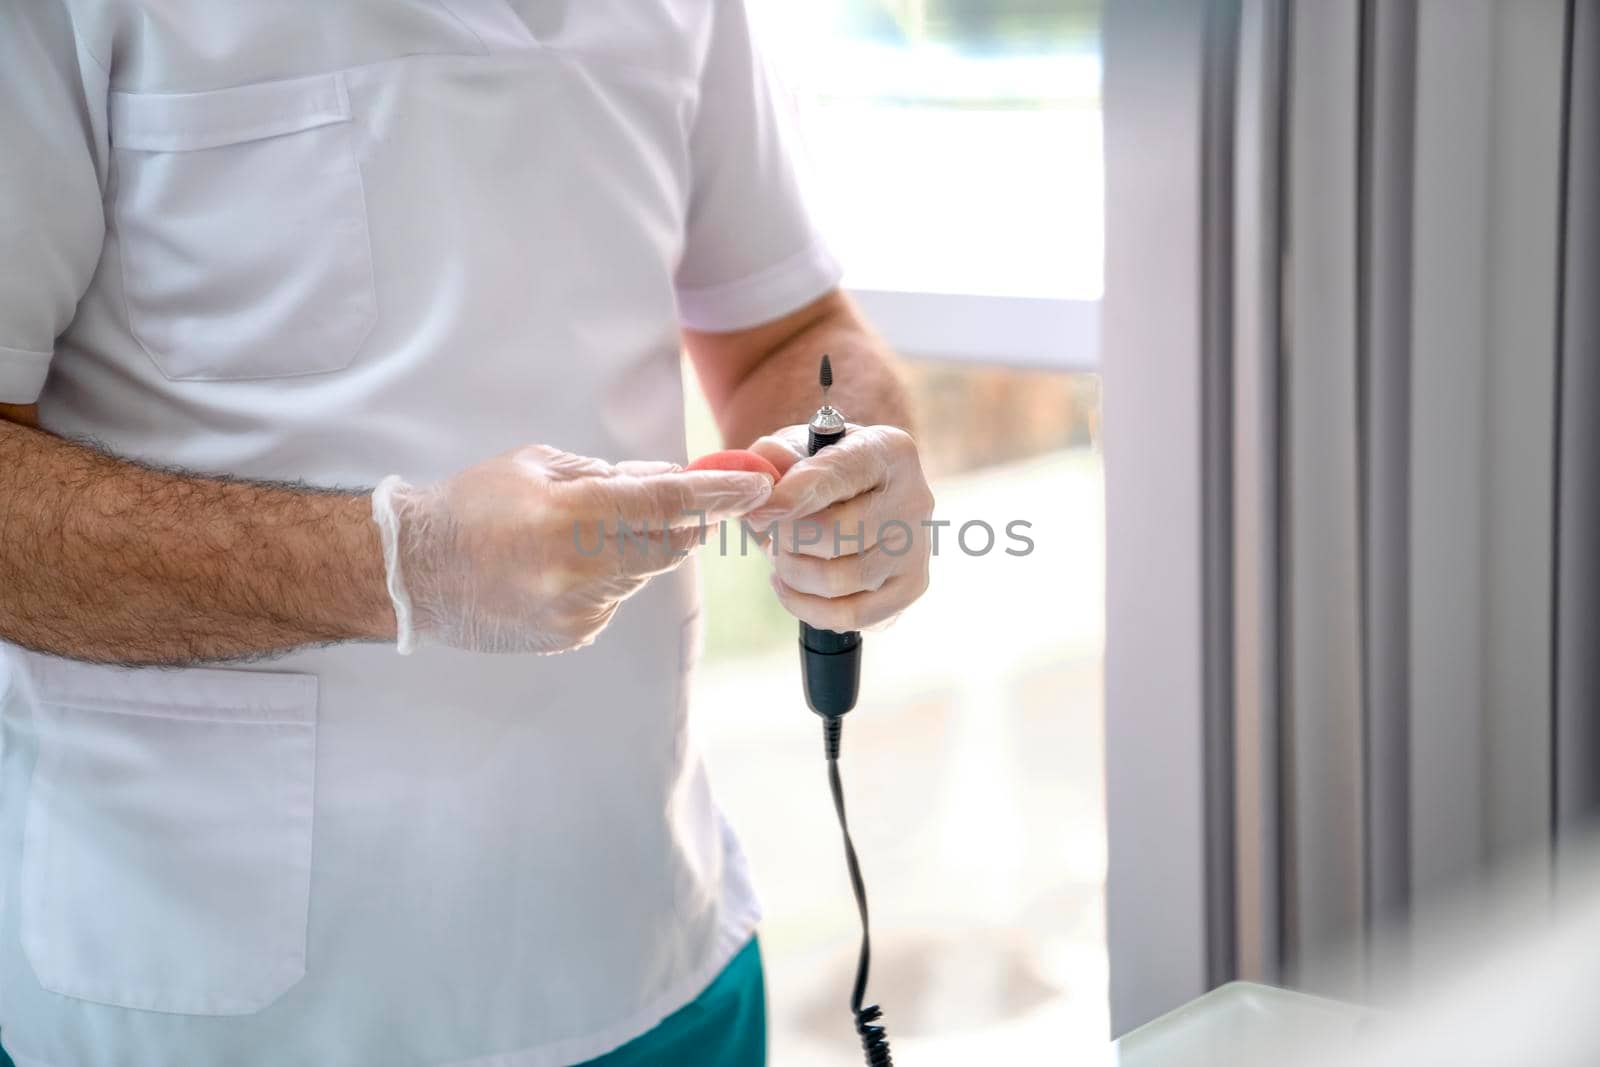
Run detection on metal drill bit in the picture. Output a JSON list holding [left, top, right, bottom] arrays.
[[810, 353, 845, 434]]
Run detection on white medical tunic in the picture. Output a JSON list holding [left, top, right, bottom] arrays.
[[0, 3, 840, 1064]]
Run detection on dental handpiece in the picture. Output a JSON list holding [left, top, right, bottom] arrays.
[[799, 354, 862, 725], [801, 358, 892, 1064]]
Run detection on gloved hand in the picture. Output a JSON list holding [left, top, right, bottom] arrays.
[[371, 445, 773, 654], [746, 423, 934, 631]]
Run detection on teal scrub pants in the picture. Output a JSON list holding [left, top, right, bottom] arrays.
[[0, 937, 765, 1067], [577, 936, 767, 1066]]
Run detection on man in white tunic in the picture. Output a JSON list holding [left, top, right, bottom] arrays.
[[0, 2, 935, 1064]]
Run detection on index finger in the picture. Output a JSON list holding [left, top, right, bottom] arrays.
[[612, 469, 774, 531]]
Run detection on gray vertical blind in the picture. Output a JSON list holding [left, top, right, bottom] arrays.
[[1228, 0, 1578, 998], [1554, 1, 1600, 834], [1105, 0, 1599, 1031], [1200, 0, 1243, 991], [1222, 0, 1574, 998], [1279, 0, 1368, 995], [1230, 0, 1287, 989], [1357, 0, 1416, 950]]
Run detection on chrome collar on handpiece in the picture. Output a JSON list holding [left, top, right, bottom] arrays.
[[810, 404, 846, 435]]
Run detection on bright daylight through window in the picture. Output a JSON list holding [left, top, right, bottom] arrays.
[[687, 2, 1106, 1063]]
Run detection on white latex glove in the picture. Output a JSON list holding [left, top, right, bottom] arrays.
[[746, 423, 934, 631], [371, 445, 773, 654]]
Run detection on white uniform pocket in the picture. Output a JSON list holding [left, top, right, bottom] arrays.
[[19, 662, 317, 1015], [111, 71, 377, 381]]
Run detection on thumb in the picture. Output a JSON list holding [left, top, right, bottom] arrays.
[[748, 425, 810, 478]]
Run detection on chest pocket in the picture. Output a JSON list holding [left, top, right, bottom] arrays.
[[110, 72, 377, 382]]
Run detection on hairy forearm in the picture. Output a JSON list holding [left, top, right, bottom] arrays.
[[0, 419, 394, 666], [704, 292, 914, 447]]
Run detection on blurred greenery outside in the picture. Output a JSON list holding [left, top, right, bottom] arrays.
[[830, 0, 1100, 59]]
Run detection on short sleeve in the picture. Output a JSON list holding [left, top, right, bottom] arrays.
[[0, 2, 110, 404], [673, 0, 842, 333]]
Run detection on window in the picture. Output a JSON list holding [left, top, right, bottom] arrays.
[[750, 0, 1103, 368], [689, 3, 1106, 1062]]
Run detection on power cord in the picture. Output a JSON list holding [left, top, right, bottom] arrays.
[[801, 356, 892, 1064], [823, 717, 893, 1066]]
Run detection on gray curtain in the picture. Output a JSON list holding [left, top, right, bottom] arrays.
[[1555, 0, 1600, 832], [1228, 0, 1600, 998]]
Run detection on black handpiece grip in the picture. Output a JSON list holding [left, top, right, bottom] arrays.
[[800, 423, 861, 718], [801, 624, 861, 717]]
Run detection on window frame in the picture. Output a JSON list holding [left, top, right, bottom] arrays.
[[847, 289, 1100, 369]]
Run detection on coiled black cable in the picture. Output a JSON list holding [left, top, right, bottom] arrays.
[[822, 717, 893, 1066]]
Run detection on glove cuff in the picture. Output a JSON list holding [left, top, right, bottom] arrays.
[[370, 475, 419, 655]]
